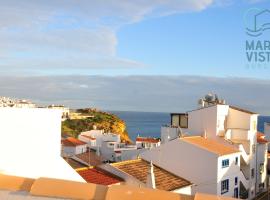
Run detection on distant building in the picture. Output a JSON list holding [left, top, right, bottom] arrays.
[[136, 137, 161, 149], [78, 130, 149, 162], [0, 97, 36, 108], [47, 104, 69, 120], [62, 137, 88, 156]]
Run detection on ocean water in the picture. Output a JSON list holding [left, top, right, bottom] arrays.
[[111, 111, 170, 141], [111, 111, 270, 142]]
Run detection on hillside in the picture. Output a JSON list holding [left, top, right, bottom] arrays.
[[62, 108, 131, 143]]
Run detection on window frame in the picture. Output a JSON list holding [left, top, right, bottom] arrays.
[[235, 177, 238, 185], [222, 159, 229, 168], [235, 157, 238, 165], [221, 179, 229, 194]]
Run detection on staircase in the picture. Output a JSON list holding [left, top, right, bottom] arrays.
[[238, 144, 250, 165], [239, 182, 249, 199], [239, 170, 249, 199]]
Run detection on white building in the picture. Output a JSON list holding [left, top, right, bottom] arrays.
[[78, 134, 97, 147], [136, 137, 161, 149], [264, 123, 270, 149], [0, 108, 85, 182], [62, 137, 88, 156], [79, 130, 149, 162], [47, 104, 69, 119], [0, 97, 36, 108], [144, 97, 268, 199], [79, 129, 120, 149]]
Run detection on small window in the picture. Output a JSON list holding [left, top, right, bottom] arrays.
[[222, 159, 229, 168], [235, 157, 238, 165], [260, 163, 264, 174], [221, 179, 229, 194], [251, 168, 255, 178], [235, 177, 238, 185]]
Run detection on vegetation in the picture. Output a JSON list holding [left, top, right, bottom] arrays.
[[62, 108, 131, 143]]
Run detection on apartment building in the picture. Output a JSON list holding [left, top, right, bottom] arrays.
[[143, 96, 268, 199]]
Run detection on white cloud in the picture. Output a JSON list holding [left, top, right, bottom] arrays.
[[0, 0, 221, 74]]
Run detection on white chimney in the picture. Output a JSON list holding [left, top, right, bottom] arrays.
[[146, 161, 156, 189], [203, 130, 207, 139]]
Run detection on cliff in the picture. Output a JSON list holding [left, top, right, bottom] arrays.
[[62, 108, 131, 143]]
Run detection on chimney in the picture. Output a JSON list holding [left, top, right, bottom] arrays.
[[146, 161, 156, 189], [203, 130, 207, 139]]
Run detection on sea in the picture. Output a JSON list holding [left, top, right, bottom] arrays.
[[111, 111, 270, 142]]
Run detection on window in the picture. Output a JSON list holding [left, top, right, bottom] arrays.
[[222, 159, 229, 168], [235, 157, 238, 165], [251, 168, 255, 178], [260, 163, 264, 174], [221, 179, 229, 194], [234, 188, 238, 198], [171, 113, 188, 128], [235, 177, 238, 185], [259, 183, 265, 191]]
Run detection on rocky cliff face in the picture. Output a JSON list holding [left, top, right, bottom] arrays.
[[62, 108, 131, 143]]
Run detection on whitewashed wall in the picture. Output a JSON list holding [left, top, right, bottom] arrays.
[[141, 139, 218, 195], [0, 108, 85, 182]]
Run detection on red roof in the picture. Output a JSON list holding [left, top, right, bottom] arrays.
[[136, 137, 160, 143], [257, 132, 268, 144], [81, 135, 96, 140], [77, 167, 123, 185], [62, 137, 87, 147]]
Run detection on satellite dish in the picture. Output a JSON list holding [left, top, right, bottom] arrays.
[[205, 93, 215, 102]]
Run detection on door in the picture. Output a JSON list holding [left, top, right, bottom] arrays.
[[234, 187, 239, 198]]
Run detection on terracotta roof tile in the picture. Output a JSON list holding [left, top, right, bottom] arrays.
[[181, 136, 239, 156], [77, 167, 123, 185], [81, 135, 96, 140], [257, 132, 268, 144], [75, 151, 103, 166], [136, 137, 160, 143], [111, 159, 192, 191], [62, 137, 87, 147]]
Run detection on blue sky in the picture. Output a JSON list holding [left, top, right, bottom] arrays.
[[116, 1, 269, 78], [0, 0, 269, 78]]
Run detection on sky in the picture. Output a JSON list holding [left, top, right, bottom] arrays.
[[0, 0, 270, 113]]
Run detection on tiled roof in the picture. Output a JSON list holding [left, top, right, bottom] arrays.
[[111, 159, 192, 191], [75, 151, 103, 166], [136, 137, 160, 143], [0, 173, 237, 200], [77, 167, 123, 185], [257, 132, 268, 144], [62, 137, 87, 147], [63, 157, 88, 169], [81, 135, 96, 140], [181, 136, 239, 156], [229, 105, 257, 115]]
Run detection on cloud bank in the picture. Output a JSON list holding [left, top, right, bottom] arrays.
[[0, 0, 227, 74], [0, 75, 269, 115]]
